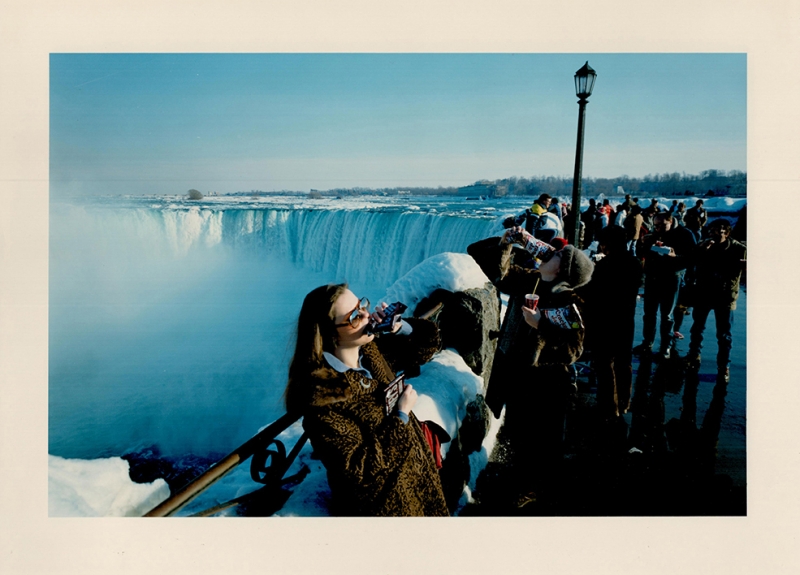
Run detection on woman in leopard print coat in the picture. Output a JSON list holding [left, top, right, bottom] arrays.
[[284, 283, 448, 517]]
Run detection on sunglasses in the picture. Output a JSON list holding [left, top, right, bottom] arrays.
[[334, 297, 370, 328]]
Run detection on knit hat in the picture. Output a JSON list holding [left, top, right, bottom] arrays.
[[553, 244, 594, 292], [549, 237, 569, 250]]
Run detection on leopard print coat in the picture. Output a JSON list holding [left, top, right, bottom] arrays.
[[301, 318, 448, 517]]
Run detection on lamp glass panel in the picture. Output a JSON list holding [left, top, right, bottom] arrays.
[[585, 73, 596, 96], [575, 74, 587, 97]]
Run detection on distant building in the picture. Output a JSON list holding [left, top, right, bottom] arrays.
[[456, 181, 508, 198]]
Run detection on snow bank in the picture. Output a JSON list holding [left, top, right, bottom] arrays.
[[698, 197, 747, 212], [582, 195, 745, 213], [49, 455, 169, 517], [651, 196, 746, 213], [411, 349, 485, 451], [383, 252, 490, 312]]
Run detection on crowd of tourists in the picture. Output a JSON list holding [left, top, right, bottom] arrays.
[[472, 193, 746, 507]]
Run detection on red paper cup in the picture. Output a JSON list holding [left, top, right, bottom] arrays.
[[524, 294, 539, 310]]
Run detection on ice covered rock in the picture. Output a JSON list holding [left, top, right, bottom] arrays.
[[414, 285, 500, 384], [384, 252, 499, 382], [383, 252, 490, 313]]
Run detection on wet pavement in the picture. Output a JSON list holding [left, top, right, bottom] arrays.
[[462, 288, 747, 516]]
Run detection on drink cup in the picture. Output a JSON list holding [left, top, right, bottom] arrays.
[[524, 294, 539, 310]]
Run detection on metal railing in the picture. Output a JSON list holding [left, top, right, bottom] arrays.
[[144, 412, 308, 517]]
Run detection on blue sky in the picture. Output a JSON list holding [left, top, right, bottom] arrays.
[[50, 53, 746, 196]]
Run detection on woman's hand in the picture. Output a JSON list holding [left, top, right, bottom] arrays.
[[396, 384, 417, 413], [371, 302, 402, 333], [522, 305, 541, 329]]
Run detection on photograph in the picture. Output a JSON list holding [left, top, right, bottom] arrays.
[[48, 53, 747, 518]]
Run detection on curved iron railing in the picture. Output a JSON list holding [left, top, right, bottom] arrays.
[[144, 412, 308, 517]]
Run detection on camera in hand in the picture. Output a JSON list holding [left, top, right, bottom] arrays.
[[366, 301, 408, 334], [503, 210, 530, 229]]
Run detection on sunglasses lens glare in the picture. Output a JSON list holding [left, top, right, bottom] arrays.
[[349, 298, 369, 327]]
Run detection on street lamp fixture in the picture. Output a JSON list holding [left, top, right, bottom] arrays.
[[574, 61, 597, 100], [569, 61, 597, 246]]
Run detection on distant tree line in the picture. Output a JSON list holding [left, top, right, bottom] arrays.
[[492, 169, 746, 199], [320, 170, 745, 198], [222, 169, 746, 198]]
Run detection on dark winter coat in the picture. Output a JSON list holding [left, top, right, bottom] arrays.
[[692, 237, 747, 310], [684, 206, 708, 232], [579, 250, 643, 353], [301, 318, 448, 517], [467, 238, 585, 418]]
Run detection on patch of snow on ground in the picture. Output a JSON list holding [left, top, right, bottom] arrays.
[[458, 407, 505, 514], [48, 455, 169, 517]]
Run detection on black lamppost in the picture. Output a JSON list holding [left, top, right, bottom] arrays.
[[569, 61, 597, 246]]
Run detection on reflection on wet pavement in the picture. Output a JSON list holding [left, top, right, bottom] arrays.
[[462, 292, 746, 517]]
